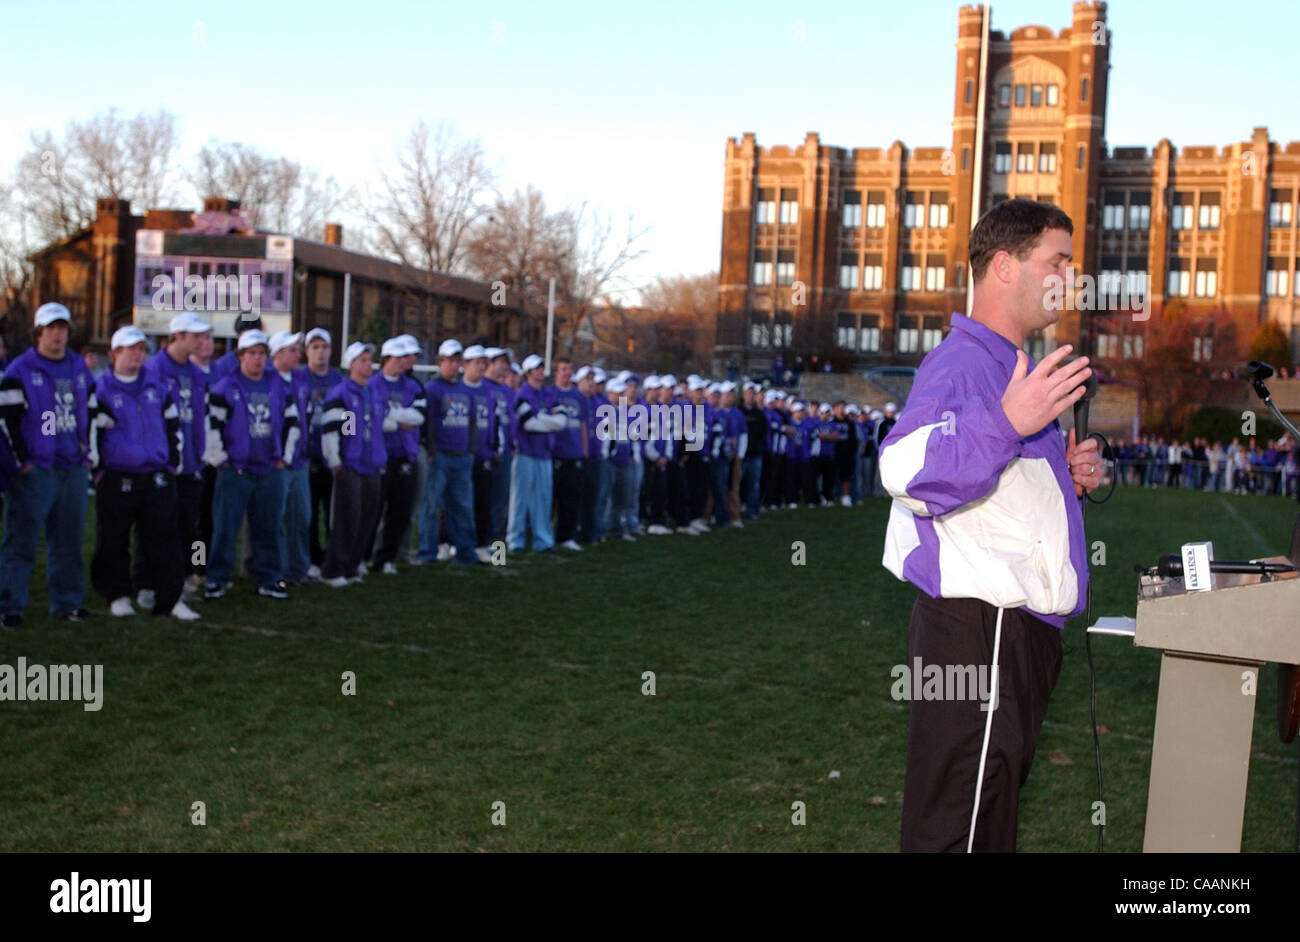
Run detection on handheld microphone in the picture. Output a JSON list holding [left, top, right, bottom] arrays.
[[1073, 372, 1099, 442]]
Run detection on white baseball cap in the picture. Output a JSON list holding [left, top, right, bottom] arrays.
[[719, 381, 737, 394], [763, 390, 778, 405], [169, 312, 213, 334], [792, 401, 807, 412], [846, 404, 861, 415], [484, 346, 507, 360], [606, 377, 628, 394], [462, 344, 488, 361], [817, 402, 831, 413], [34, 302, 72, 327], [643, 375, 662, 390], [706, 383, 722, 395], [616, 370, 633, 383], [510, 363, 523, 375], [380, 337, 405, 358], [871, 410, 884, 421], [591, 367, 607, 384], [521, 354, 545, 373], [687, 376, 709, 392], [438, 339, 464, 358], [341, 341, 375, 369], [661, 374, 677, 388], [885, 402, 898, 413], [304, 327, 331, 346], [394, 334, 421, 357], [236, 329, 270, 352], [110, 325, 148, 349], [268, 330, 302, 356], [573, 366, 591, 381]]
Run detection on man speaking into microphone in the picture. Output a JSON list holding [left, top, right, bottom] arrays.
[[879, 199, 1103, 852]]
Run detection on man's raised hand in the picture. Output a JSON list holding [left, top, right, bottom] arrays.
[[1000, 344, 1092, 438]]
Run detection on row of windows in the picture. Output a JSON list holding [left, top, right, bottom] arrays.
[[1265, 259, 1300, 297], [992, 142, 1058, 175], [755, 188, 799, 226], [996, 82, 1067, 108], [1166, 259, 1217, 298], [841, 190, 949, 230]]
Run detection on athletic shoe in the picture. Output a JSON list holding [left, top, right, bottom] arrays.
[[561, 539, 583, 551], [1, 613, 21, 631], [730, 520, 744, 529], [787, 502, 797, 509], [840, 495, 852, 507], [306, 565, 322, 580], [347, 574, 365, 584], [324, 576, 350, 588], [381, 562, 399, 575], [203, 582, 228, 600], [52, 608, 96, 622], [475, 547, 494, 564], [257, 584, 289, 599], [357, 562, 369, 576], [676, 526, 697, 535], [136, 588, 155, 610], [110, 597, 135, 617], [621, 533, 636, 542], [170, 600, 201, 621], [436, 544, 453, 562]]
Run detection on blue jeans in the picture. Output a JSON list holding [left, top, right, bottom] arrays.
[[282, 465, 312, 581], [507, 453, 554, 551], [711, 456, 731, 526], [594, 459, 613, 540], [209, 467, 287, 587], [741, 456, 763, 518], [607, 464, 636, 537], [628, 460, 645, 532], [0, 465, 89, 616], [418, 451, 477, 561]]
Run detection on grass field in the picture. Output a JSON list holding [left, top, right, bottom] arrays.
[[1, 486, 1297, 852]]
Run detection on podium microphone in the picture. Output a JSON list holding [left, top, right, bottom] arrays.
[[1153, 554, 1295, 579]]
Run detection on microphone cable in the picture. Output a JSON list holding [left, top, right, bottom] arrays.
[[1079, 428, 1111, 852]]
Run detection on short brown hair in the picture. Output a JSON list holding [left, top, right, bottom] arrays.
[[968, 199, 1073, 281]]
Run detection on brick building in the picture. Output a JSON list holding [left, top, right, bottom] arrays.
[[717, 1, 1300, 374], [27, 197, 540, 359]]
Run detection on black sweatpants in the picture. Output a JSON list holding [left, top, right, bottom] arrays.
[[323, 467, 382, 580], [370, 457, 419, 567], [818, 454, 837, 502], [800, 461, 818, 505], [685, 452, 709, 521], [666, 460, 689, 527], [308, 460, 334, 566], [900, 591, 1063, 853], [133, 471, 203, 587], [93, 470, 183, 615], [645, 461, 668, 526], [553, 457, 583, 544]]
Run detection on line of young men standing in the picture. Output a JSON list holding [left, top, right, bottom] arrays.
[[0, 303, 898, 629]]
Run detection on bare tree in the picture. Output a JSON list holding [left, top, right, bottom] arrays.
[[190, 140, 349, 238], [366, 120, 496, 275], [639, 272, 718, 369], [0, 178, 35, 345], [15, 108, 179, 243], [466, 186, 568, 307]]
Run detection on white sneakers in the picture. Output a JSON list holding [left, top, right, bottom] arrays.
[[475, 547, 494, 564], [647, 525, 671, 535], [136, 588, 155, 610], [306, 565, 322, 580], [840, 495, 852, 507], [621, 533, 636, 542], [381, 562, 399, 575], [171, 600, 201, 621], [436, 544, 453, 561], [561, 539, 583, 551], [324, 576, 350, 588], [730, 520, 744, 529], [113, 595, 199, 620]]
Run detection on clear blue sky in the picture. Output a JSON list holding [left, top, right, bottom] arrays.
[[3, 0, 1294, 299]]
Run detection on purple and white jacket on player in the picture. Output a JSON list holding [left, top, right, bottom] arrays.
[[878, 312, 1087, 630]]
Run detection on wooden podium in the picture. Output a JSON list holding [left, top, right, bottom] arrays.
[[1134, 559, 1300, 851]]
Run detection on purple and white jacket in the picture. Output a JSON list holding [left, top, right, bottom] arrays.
[[879, 312, 1087, 629]]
